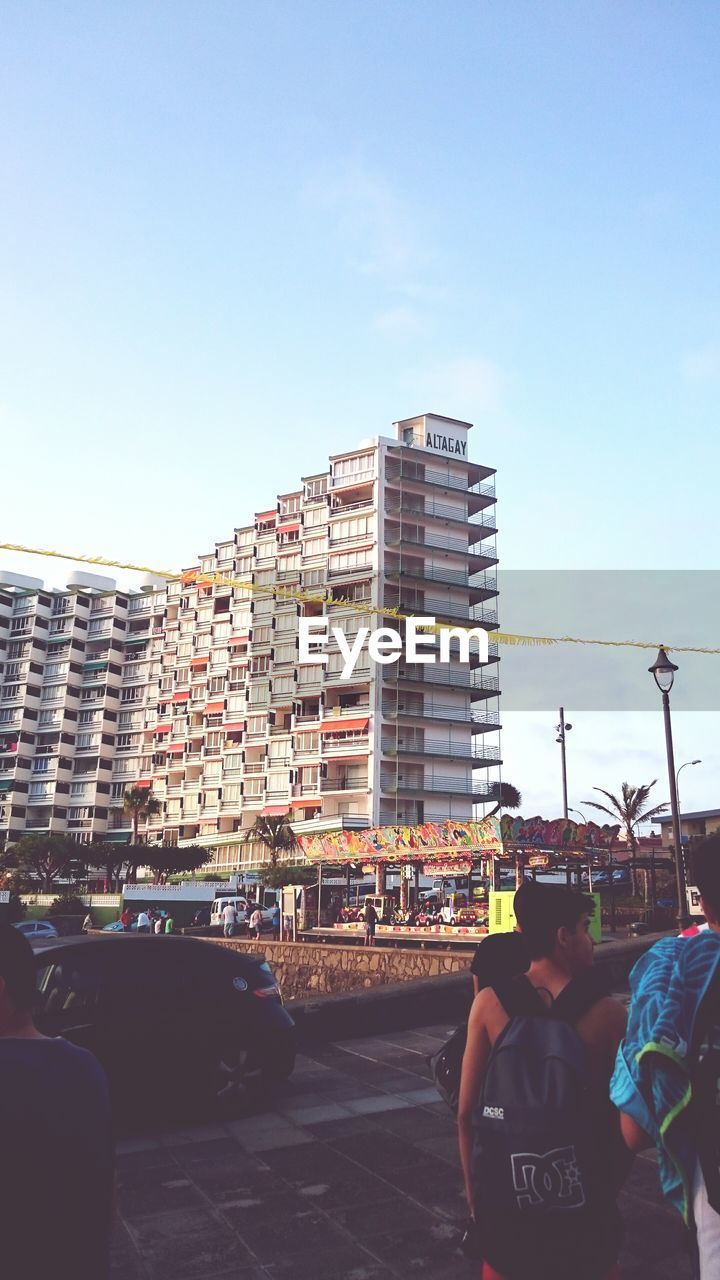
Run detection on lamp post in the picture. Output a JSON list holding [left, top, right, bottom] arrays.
[[676, 759, 701, 818], [648, 647, 688, 929], [569, 807, 591, 890], [555, 709, 572, 820]]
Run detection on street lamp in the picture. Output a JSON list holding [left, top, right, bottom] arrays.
[[555, 708, 572, 820], [648, 647, 688, 929], [676, 759, 702, 817]]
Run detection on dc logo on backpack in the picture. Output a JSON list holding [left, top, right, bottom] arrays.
[[511, 1145, 587, 1211]]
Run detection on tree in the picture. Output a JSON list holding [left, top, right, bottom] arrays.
[[486, 782, 522, 818], [239, 814, 298, 870], [144, 844, 209, 884], [122, 786, 161, 847], [583, 781, 668, 897], [92, 841, 126, 893], [8, 835, 81, 893], [263, 862, 316, 889]]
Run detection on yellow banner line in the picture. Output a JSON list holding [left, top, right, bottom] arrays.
[[1, 540, 717, 655]]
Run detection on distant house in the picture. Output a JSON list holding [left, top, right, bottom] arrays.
[[653, 809, 720, 849]]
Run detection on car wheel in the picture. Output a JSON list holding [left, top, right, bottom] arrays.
[[214, 1045, 255, 1108]]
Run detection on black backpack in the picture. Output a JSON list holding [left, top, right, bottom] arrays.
[[690, 968, 720, 1215], [472, 974, 614, 1267]]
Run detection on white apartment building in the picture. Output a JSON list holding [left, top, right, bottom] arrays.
[[0, 570, 165, 848], [144, 413, 501, 872], [0, 414, 500, 872]]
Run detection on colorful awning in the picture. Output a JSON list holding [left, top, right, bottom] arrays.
[[172, 691, 190, 702], [278, 521, 300, 534], [223, 721, 245, 732], [204, 701, 225, 714], [228, 635, 249, 647], [190, 656, 208, 667], [154, 724, 171, 735], [321, 717, 369, 733], [291, 796, 322, 808], [165, 743, 185, 754], [136, 779, 152, 788], [261, 805, 289, 816]]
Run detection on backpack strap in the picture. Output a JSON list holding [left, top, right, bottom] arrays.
[[491, 975, 551, 1019], [492, 968, 609, 1025]]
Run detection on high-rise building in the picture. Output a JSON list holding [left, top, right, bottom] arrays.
[[141, 414, 501, 872], [0, 570, 165, 848], [0, 414, 501, 873]]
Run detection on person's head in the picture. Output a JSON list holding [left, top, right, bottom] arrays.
[[514, 880, 595, 972], [473, 931, 530, 990], [690, 835, 720, 928], [0, 926, 37, 1032]]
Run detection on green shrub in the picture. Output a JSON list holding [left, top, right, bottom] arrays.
[[47, 894, 87, 918]]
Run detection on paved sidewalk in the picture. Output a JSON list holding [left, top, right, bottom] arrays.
[[112, 1025, 693, 1279]]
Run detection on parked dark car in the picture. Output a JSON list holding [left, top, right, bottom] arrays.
[[31, 935, 296, 1118]]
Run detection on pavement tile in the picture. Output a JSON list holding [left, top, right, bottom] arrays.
[[329, 1132, 422, 1173], [263, 1246, 393, 1280], [304, 1116, 385, 1141], [328, 1194, 433, 1237], [277, 1102, 353, 1125], [234, 1207, 351, 1262], [345, 1095, 410, 1116], [125, 1209, 256, 1279], [119, 1177, 207, 1219], [392, 1086, 442, 1106], [371, 1107, 455, 1140], [237, 1126, 316, 1152], [226, 1113, 294, 1137], [116, 1136, 163, 1155]]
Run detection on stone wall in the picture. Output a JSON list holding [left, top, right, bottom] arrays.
[[207, 937, 471, 1000]]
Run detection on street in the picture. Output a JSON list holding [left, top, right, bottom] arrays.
[[112, 1024, 692, 1280]]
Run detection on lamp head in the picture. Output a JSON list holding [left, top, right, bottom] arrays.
[[649, 646, 678, 694]]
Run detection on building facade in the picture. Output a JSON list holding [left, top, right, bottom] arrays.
[[0, 414, 501, 873], [0, 570, 165, 848]]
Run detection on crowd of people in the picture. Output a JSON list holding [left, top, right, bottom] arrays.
[[455, 834, 720, 1279]]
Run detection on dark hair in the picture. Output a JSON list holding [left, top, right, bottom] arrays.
[[0, 925, 37, 1013], [513, 880, 594, 959], [690, 835, 720, 917], [471, 931, 529, 988]]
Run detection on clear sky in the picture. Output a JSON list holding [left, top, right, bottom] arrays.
[[2, 2, 718, 818]]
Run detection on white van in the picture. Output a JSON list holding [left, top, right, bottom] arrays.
[[210, 896, 250, 928]]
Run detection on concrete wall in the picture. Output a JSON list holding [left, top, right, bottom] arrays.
[[209, 937, 470, 999]]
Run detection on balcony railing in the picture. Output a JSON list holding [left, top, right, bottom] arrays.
[[320, 777, 368, 792], [380, 775, 501, 798], [382, 701, 499, 725]]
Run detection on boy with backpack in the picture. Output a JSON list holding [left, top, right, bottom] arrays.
[[458, 880, 627, 1280], [611, 833, 720, 1278]]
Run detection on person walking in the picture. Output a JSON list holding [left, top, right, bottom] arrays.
[[120, 906, 132, 932], [458, 881, 628, 1280], [249, 906, 263, 940], [82, 911, 93, 933], [222, 901, 238, 938], [363, 900, 378, 947], [271, 903, 281, 940], [164, 912, 174, 935], [0, 926, 115, 1278], [612, 834, 720, 1278], [154, 913, 164, 935], [136, 910, 151, 934]]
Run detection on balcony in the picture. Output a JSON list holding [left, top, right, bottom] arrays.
[[320, 776, 368, 792], [330, 468, 375, 489], [380, 774, 501, 800], [322, 733, 369, 755], [382, 701, 500, 727], [381, 736, 502, 764]]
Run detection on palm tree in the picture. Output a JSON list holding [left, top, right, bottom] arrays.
[[486, 782, 522, 818], [239, 814, 298, 870], [122, 786, 161, 845], [582, 781, 668, 898]]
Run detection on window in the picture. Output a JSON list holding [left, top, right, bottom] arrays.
[[222, 783, 241, 803], [208, 675, 225, 694], [213, 622, 231, 640], [1, 685, 20, 701], [329, 549, 373, 572], [32, 757, 51, 773], [250, 656, 270, 676], [254, 569, 275, 587], [278, 530, 299, 546], [305, 476, 329, 500], [236, 528, 254, 547], [295, 731, 318, 754], [76, 733, 99, 750], [111, 782, 126, 801], [175, 668, 189, 686], [38, 710, 60, 725], [8, 642, 28, 659], [252, 624, 272, 644], [303, 536, 326, 558], [79, 709, 100, 724], [70, 782, 91, 799], [235, 556, 253, 576], [120, 687, 142, 703], [330, 514, 372, 542], [248, 683, 269, 706], [10, 618, 29, 633], [303, 505, 326, 528], [244, 777, 263, 797], [273, 643, 296, 665], [280, 495, 302, 516], [217, 542, 234, 560], [206, 731, 223, 749], [268, 739, 291, 762], [272, 674, 293, 696], [274, 614, 296, 635], [253, 598, 273, 619], [266, 771, 288, 795], [333, 581, 371, 603], [246, 714, 266, 736], [256, 520, 275, 536], [332, 453, 374, 483]]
